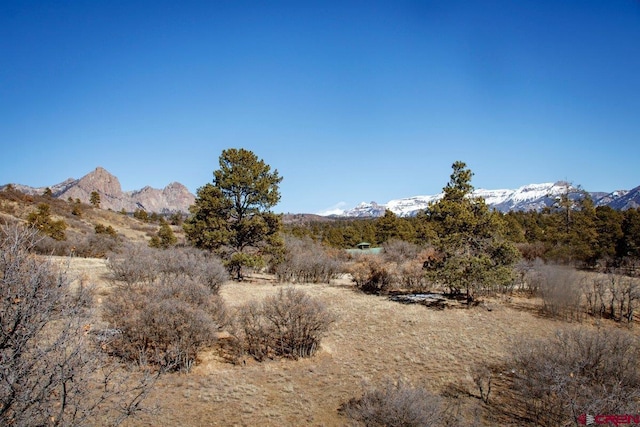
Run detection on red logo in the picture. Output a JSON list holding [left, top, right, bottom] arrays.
[[578, 414, 640, 426]]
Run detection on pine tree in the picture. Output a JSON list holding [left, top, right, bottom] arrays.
[[567, 196, 598, 266], [26, 203, 67, 240], [594, 206, 624, 265], [619, 208, 640, 262], [374, 210, 414, 244], [71, 199, 82, 216], [184, 148, 283, 279], [150, 221, 177, 248], [425, 161, 520, 300], [89, 191, 100, 208], [133, 209, 149, 222]]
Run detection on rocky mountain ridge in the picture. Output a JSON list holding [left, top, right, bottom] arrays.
[[1, 167, 195, 213], [333, 182, 640, 218], [3, 169, 638, 217]]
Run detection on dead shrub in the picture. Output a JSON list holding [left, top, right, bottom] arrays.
[[73, 232, 121, 258], [107, 244, 227, 292], [529, 263, 584, 320], [516, 241, 548, 262], [397, 260, 428, 292], [31, 231, 84, 256], [603, 273, 639, 322], [472, 365, 493, 404], [584, 275, 609, 319], [107, 243, 159, 285], [338, 379, 445, 427], [507, 327, 640, 426], [275, 236, 343, 283], [102, 277, 226, 372], [154, 246, 228, 293], [349, 256, 394, 295], [0, 223, 155, 426], [514, 259, 541, 296], [382, 239, 420, 264], [381, 240, 429, 292], [104, 245, 228, 371], [236, 288, 334, 360]]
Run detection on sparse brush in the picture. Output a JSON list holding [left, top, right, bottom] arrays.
[[275, 235, 344, 284], [0, 222, 156, 426], [348, 256, 395, 295], [236, 287, 335, 361], [102, 276, 226, 372], [507, 327, 640, 426], [528, 263, 584, 320], [338, 379, 445, 427]]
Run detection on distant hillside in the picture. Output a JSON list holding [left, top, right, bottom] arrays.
[[1, 167, 195, 213], [330, 182, 640, 218]]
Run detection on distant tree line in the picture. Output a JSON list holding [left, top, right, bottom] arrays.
[[285, 193, 640, 272]]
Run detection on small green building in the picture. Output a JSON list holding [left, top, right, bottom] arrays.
[[346, 242, 382, 255]]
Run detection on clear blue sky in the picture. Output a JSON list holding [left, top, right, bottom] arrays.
[[1, 1, 639, 214]]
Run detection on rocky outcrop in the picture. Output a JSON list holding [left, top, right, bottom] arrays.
[[7, 167, 195, 213], [128, 182, 195, 213]]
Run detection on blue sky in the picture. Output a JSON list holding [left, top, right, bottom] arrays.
[[1, 1, 639, 214]]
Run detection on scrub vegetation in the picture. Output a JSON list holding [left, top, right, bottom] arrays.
[[1, 152, 639, 426]]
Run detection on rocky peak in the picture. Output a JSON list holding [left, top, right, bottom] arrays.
[[75, 167, 123, 196], [49, 167, 195, 213]]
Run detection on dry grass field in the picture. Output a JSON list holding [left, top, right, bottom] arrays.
[[4, 194, 635, 426], [51, 255, 621, 427]]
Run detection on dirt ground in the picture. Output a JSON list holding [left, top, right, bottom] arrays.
[[54, 256, 609, 426]]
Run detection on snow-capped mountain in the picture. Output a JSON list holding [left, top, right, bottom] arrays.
[[329, 182, 640, 218]]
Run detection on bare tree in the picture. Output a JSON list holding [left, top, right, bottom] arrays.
[[0, 223, 156, 426]]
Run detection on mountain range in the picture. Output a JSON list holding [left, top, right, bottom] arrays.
[[330, 182, 640, 218], [1, 168, 638, 217], [1, 167, 195, 214]]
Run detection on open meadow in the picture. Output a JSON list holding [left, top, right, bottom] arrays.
[[4, 187, 640, 426], [57, 255, 628, 427]]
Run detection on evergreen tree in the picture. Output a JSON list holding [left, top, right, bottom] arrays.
[[543, 188, 599, 265], [501, 211, 527, 243], [411, 210, 437, 245], [89, 191, 100, 207], [516, 210, 547, 242], [567, 196, 598, 266], [184, 148, 283, 279], [341, 224, 360, 248], [26, 203, 67, 240], [95, 223, 117, 237], [323, 227, 346, 248], [169, 212, 184, 226], [71, 199, 82, 216], [374, 210, 414, 244], [425, 161, 519, 300], [375, 210, 397, 244], [133, 209, 149, 222], [594, 206, 624, 265], [618, 208, 640, 262], [150, 221, 177, 249]]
